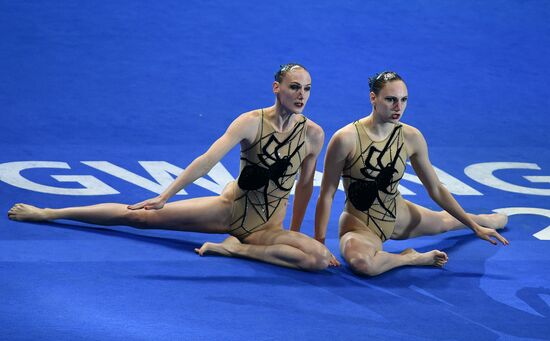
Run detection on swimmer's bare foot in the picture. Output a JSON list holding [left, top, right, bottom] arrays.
[[402, 248, 448, 268], [195, 236, 241, 257], [479, 213, 508, 230], [7, 204, 51, 222]]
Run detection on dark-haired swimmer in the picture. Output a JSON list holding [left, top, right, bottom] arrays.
[[313, 71, 508, 276], [8, 63, 339, 271]]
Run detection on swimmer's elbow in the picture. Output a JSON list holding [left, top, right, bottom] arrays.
[[426, 182, 447, 200], [319, 183, 338, 200], [317, 189, 335, 204], [295, 175, 314, 189], [190, 154, 217, 176]]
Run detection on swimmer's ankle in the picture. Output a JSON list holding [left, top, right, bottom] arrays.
[[42, 208, 57, 221]]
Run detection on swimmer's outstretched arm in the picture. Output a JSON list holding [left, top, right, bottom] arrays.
[[405, 127, 509, 246], [129, 113, 259, 210], [314, 129, 352, 244]]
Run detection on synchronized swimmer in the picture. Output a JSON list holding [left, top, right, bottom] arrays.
[[8, 64, 337, 271], [313, 71, 508, 276]]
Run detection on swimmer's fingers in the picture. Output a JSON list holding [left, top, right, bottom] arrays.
[[476, 227, 509, 246], [478, 230, 497, 245], [329, 253, 341, 267], [145, 201, 165, 210], [492, 230, 509, 246], [128, 197, 165, 210], [127, 200, 148, 210]]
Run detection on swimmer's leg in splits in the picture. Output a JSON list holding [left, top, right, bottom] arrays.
[[338, 197, 508, 277], [7, 200, 331, 271], [7, 197, 232, 234], [196, 229, 331, 271], [391, 197, 508, 240], [339, 212, 447, 277]]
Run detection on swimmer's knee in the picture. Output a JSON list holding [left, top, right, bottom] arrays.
[[299, 256, 328, 271], [348, 255, 378, 276], [439, 212, 458, 232], [341, 234, 380, 276], [299, 247, 331, 271], [124, 209, 152, 228], [342, 235, 368, 254]]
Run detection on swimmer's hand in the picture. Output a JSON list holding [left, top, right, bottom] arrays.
[[475, 226, 509, 246], [329, 253, 341, 267], [128, 196, 166, 210]]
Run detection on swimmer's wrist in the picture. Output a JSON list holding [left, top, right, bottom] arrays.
[[470, 222, 483, 232], [158, 193, 170, 202]]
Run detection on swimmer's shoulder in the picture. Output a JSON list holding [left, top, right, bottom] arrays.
[[303, 117, 324, 145], [229, 109, 263, 143], [399, 122, 423, 142], [328, 123, 358, 158], [334, 121, 359, 142], [235, 109, 262, 125], [399, 122, 426, 156]]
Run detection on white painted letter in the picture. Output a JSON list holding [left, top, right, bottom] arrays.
[[83, 161, 235, 195], [192, 162, 235, 194], [493, 207, 550, 240], [83, 161, 188, 195], [0, 161, 118, 195], [465, 162, 550, 195]]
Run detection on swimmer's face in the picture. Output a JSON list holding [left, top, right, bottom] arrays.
[[273, 68, 311, 114], [371, 80, 408, 122]]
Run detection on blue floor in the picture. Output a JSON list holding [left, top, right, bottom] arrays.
[[1, 1, 550, 340]]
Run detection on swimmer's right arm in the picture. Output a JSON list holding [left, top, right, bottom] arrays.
[[314, 130, 351, 243], [128, 113, 258, 210]]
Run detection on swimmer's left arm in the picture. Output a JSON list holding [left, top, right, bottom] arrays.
[[406, 127, 509, 246], [314, 127, 353, 244], [290, 122, 324, 233]]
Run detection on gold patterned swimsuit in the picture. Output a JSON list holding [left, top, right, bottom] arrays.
[[342, 121, 408, 241], [229, 110, 307, 239]]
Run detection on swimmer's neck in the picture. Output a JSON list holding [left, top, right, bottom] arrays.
[[362, 113, 395, 138], [268, 104, 297, 131]]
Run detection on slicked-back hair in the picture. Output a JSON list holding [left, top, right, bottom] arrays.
[[274, 63, 308, 82], [368, 71, 404, 95]]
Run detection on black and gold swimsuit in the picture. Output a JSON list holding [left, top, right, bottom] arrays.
[[228, 110, 307, 239], [342, 121, 408, 241]]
